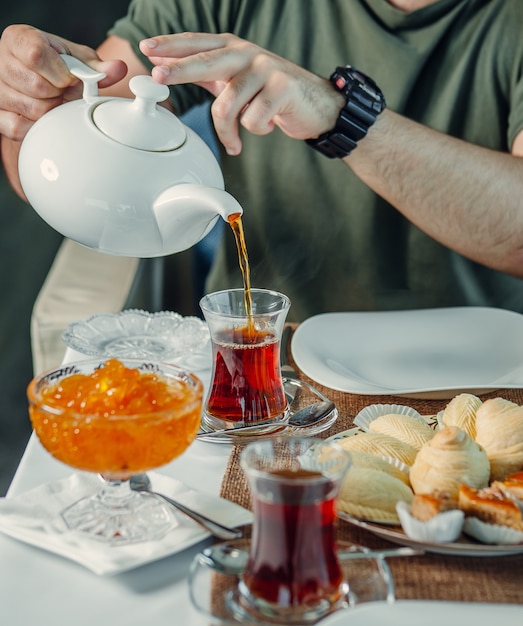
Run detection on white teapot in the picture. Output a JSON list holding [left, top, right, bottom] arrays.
[[18, 55, 243, 257]]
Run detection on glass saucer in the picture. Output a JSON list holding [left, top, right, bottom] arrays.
[[62, 309, 211, 368], [196, 378, 338, 444], [189, 539, 395, 625]]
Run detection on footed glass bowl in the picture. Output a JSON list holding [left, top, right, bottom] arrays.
[[27, 357, 203, 544]]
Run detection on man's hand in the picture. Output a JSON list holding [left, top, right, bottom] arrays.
[[139, 32, 344, 155], [0, 24, 127, 141]]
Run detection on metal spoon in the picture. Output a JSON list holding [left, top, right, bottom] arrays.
[[198, 543, 250, 575], [129, 473, 243, 541], [197, 544, 424, 577], [196, 400, 336, 440]]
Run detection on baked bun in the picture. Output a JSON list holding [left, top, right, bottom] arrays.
[[458, 484, 523, 531], [409, 426, 490, 498], [337, 466, 413, 524], [337, 432, 417, 466], [440, 393, 482, 439], [368, 413, 434, 451], [475, 398, 523, 481]]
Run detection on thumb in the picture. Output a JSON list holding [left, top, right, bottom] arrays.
[[52, 37, 128, 89]]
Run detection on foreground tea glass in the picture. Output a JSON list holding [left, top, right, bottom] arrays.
[[238, 438, 351, 624], [27, 358, 203, 544], [200, 288, 291, 431]]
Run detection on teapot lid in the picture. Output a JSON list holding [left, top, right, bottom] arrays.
[[92, 76, 186, 151]]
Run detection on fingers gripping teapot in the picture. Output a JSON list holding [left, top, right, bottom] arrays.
[[18, 55, 243, 257]]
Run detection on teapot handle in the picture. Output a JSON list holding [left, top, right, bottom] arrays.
[[60, 54, 106, 102]]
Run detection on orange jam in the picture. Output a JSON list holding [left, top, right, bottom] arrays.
[[28, 359, 203, 479]]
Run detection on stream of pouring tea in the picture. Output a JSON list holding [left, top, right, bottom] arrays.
[[205, 213, 288, 424], [228, 212, 253, 321]]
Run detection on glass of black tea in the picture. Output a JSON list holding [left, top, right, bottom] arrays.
[[238, 438, 351, 624], [200, 288, 291, 431]]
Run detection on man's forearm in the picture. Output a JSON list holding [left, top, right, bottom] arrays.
[[347, 109, 523, 277]]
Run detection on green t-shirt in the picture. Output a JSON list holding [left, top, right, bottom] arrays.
[[111, 0, 523, 322]]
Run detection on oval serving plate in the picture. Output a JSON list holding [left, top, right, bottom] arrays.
[[332, 423, 523, 556], [337, 512, 523, 557]]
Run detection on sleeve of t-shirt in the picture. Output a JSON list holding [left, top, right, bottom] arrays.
[[508, 69, 523, 150], [506, 13, 523, 151], [108, 0, 234, 114]]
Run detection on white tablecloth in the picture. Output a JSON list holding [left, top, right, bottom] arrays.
[[2, 434, 231, 625], [1, 350, 231, 625]]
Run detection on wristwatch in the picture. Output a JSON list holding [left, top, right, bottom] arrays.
[[306, 66, 386, 158]]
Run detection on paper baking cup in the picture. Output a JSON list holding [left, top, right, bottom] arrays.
[[379, 455, 411, 479], [463, 517, 523, 545], [354, 404, 424, 431], [396, 501, 464, 543]]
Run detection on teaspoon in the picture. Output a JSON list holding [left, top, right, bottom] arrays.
[[196, 400, 336, 440], [130, 473, 243, 541]]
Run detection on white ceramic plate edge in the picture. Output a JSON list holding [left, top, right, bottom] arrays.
[[319, 600, 523, 626], [292, 308, 523, 398], [337, 511, 523, 557]]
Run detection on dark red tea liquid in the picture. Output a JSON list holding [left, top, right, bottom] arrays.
[[206, 326, 288, 423], [242, 468, 344, 608]]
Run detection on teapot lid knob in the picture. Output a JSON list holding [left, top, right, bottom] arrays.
[[92, 75, 187, 151], [129, 75, 170, 110]]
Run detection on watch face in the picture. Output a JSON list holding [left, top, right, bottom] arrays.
[[339, 67, 377, 93], [349, 69, 366, 84]]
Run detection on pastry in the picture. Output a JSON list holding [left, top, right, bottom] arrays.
[[368, 413, 434, 451], [397, 495, 464, 544], [409, 426, 490, 498], [491, 471, 523, 501], [410, 491, 458, 522], [347, 450, 410, 485], [458, 484, 523, 531], [337, 466, 413, 524], [337, 432, 417, 466], [440, 393, 482, 439], [475, 398, 523, 481]]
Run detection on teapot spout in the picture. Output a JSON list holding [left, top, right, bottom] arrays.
[[152, 184, 244, 255]]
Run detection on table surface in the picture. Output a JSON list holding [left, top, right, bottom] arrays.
[[218, 329, 523, 606], [2, 340, 523, 623]]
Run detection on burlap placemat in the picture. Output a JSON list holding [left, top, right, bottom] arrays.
[[219, 326, 523, 604]]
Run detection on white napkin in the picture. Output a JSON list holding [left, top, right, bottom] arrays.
[[0, 472, 252, 576]]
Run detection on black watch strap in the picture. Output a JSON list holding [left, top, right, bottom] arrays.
[[306, 66, 386, 159]]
